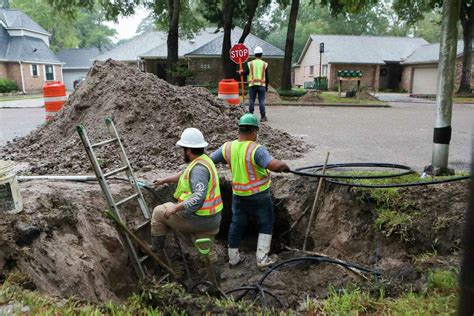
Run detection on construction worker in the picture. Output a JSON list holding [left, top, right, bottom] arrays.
[[240, 46, 269, 122], [210, 113, 290, 268], [151, 128, 223, 271]]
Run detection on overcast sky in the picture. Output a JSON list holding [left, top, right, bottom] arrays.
[[105, 7, 149, 42]]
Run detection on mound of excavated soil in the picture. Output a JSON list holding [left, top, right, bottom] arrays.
[[298, 90, 324, 103], [0, 60, 308, 175]]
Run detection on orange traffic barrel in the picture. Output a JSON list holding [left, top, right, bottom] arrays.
[[218, 79, 240, 105], [43, 81, 66, 120]]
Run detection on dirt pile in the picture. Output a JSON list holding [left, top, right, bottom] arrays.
[[0, 60, 308, 174], [298, 90, 324, 103]]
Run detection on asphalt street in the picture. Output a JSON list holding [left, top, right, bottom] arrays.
[[0, 95, 473, 171]]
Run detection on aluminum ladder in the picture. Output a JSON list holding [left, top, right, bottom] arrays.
[[76, 117, 151, 280]]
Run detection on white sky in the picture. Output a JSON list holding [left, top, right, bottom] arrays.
[[105, 7, 150, 42]]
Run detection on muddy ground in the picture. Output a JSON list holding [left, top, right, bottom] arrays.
[[0, 171, 468, 309]]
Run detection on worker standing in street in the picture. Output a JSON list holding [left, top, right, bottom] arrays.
[[239, 46, 269, 122], [210, 113, 290, 268], [151, 128, 223, 277]]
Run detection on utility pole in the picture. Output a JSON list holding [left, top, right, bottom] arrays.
[[426, 0, 461, 175]]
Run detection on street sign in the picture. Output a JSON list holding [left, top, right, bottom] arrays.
[[230, 43, 249, 64], [320, 42, 324, 53]]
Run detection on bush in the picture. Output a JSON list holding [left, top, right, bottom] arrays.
[[277, 88, 307, 97], [0, 78, 18, 93]]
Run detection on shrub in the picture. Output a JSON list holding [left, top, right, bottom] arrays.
[[0, 78, 18, 93], [277, 88, 307, 97]]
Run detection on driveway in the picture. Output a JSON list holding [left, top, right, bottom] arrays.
[[373, 93, 435, 104], [0, 97, 44, 108], [265, 102, 473, 172]]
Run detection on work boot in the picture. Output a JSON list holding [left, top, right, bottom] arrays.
[[228, 248, 245, 266], [150, 235, 166, 253], [260, 115, 268, 122], [256, 233, 276, 269], [210, 263, 222, 287]]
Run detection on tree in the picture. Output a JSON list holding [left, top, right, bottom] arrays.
[[1, 0, 9, 8], [281, 0, 299, 90], [75, 8, 117, 51]]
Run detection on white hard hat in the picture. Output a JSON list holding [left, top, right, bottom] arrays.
[[254, 46, 263, 54], [176, 127, 208, 148]]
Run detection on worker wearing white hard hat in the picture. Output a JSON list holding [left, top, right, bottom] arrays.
[[150, 127, 223, 280], [239, 46, 269, 122]]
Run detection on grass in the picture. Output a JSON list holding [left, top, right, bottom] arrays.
[[320, 91, 387, 105], [303, 269, 458, 315], [0, 94, 43, 102], [453, 97, 474, 104]]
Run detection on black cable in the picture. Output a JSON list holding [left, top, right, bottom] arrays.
[[225, 286, 284, 308], [325, 175, 471, 188], [291, 163, 415, 179]]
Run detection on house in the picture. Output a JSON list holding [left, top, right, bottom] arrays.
[[293, 35, 428, 92], [57, 47, 101, 90], [0, 9, 62, 93], [401, 40, 474, 95], [95, 27, 285, 87]]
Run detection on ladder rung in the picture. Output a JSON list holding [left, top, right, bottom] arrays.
[[104, 166, 129, 178], [139, 255, 149, 263], [91, 138, 117, 148], [134, 220, 150, 232], [115, 193, 139, 207]]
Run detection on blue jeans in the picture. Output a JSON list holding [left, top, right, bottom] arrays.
[[228, 191, 274, 248], [248, 85, 266, 116]]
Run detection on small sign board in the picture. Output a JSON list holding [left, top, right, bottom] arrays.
[[230, 43, 250, 64]]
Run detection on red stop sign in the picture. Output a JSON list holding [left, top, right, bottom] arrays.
[[230, 43, 249, 64]]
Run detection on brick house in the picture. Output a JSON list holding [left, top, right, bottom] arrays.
[[0, 9, 62, 93], [96, 27, 285, 87], [293, 35, 428, 92]]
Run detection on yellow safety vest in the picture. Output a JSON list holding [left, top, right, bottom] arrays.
[[174, 154, 223, 216], [248, 59, 268, 87], [222, 140, 271, 196]]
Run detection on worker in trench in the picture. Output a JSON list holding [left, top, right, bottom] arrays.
[[151, 127, 223, 279], [211, 113, 290, 268], [239, 46, 269, 122]]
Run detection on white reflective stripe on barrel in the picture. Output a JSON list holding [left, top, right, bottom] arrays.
[[45, 111, 58, 116], [218, 93, 239, 100], [44, 96, 67, 102]]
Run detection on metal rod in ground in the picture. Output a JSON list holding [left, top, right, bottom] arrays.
[[302, 152, 330, 251], [104, 210, 178, 278]]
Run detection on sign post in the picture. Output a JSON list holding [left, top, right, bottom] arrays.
[[230, 43, 249, 104]]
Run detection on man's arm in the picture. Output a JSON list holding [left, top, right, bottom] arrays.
[[154, 171, 182, 186], [254, 146, 290, 172], [210, 145, 227, 164], [182, 164, 210, 213], [265, 66, 269, 90]]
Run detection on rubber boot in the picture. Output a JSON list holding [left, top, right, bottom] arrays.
[[256, 233, 276, 269], [260, 113, 268, 122], [150, 235, 166, 253], [228, 248, 245, 266]]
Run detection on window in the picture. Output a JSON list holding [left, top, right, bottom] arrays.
[[309, 65, 314, 75], [44, 65, 54, 81], [322, 65, 328, 76], [200, 63, 211, 70], [31, 64, 39, 77]]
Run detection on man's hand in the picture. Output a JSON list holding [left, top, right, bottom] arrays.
[[267, 159, 290, 173], [153, 179, 166, 187], [164, 204, 179, 219], [237, 69, 244, 75]]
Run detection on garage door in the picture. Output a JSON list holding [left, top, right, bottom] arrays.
[[63, 70, 88, 91], [412, 67, 438, 95]]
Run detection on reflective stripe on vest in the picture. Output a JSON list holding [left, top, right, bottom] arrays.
[[248, 59, 267, 87], [173, 154, 223, 216], [222, 140, 271, 196]]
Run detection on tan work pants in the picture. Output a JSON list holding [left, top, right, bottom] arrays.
[[151, 202, 219, 261]]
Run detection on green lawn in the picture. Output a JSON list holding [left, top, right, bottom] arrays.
[[320, 91, 387, 105], [0, 94, 43, 102], [453, 97, 474, 104]]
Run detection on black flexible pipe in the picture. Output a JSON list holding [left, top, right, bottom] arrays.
[[325, 175, 471, 188], [225, 286, 284, 308], [291, 163, 415, 179]]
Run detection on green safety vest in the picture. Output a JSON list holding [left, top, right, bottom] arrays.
[[174, 154, 223, 216], [222, 140, 271, 196], [248, 59, 268, 87]]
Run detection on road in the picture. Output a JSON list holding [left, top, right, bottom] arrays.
[[0, 95, 472, 171], [266, 102, 473, 171]]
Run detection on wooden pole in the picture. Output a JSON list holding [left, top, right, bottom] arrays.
[[302, 152, 330, 251], [239, 61, 245, 104]]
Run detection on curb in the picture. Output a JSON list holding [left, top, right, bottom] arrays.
[[265, 102, 390, 108]]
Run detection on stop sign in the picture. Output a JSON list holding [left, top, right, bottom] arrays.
[[230, 43, 249, 64]]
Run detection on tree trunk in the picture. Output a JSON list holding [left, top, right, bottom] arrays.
[[428, 0, 461, 175], [238, 0, 259, 44], [458, 2, 474, 94], [222, 0, 235, 78], [281, 0, 299, 90], [166, 0, 180, 84]]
